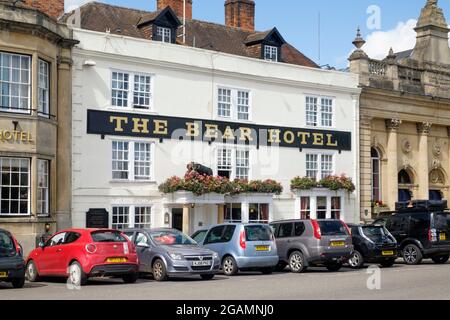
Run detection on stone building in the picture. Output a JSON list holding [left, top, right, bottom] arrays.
[[350, 0, 450, 221], [0, 0, 77, 253]]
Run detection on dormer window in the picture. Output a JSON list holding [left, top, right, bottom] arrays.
[[156, 26, 171, 43], [264, 45, 278, 62]]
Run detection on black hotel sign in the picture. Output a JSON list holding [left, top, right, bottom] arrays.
[[87, 110, 352, 151]]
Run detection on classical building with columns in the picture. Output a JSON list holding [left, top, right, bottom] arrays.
[[350, 0, 450, 221], [0, 0, 77, 254]]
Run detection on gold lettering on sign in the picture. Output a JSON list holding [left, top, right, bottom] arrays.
[[298, 132, 311, 145], [0, 130, 34, 143], [283, 131, 295, 144], [110, 116, 128, 132], [132, 118, 149, 134], [186, 122, 200, 137], [239, 127, 254, 142], [153, 120, 168, 135], [313, 133, 324, 146], [205, 124, 219, 139], [326, 134, 338, 147], [223, 126, 235, 140], [268, 129, 281, 143]]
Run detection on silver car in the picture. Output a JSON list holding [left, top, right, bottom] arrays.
[[192, 223, 279, 276], [123, 228, 220, 281], [270, 219, 353, 272]]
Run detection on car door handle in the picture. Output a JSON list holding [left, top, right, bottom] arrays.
[[56, 249, 63, 253]]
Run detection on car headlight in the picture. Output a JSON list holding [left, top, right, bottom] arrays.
[[212, 252, 219, 259], [169, 253, 183, 260]]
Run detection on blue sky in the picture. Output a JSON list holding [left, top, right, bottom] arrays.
[[67, 0, 450, 68]]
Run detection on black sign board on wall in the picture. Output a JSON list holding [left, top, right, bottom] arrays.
[[87, 109, 352, 151], [86, 209, 109, 228]]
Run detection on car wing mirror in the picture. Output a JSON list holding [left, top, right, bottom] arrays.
[[38, 241, 46, 249]]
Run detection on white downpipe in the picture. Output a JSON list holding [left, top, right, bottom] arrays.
[[183, 0, 186, 44]]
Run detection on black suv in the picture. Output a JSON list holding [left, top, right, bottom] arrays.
[[373, 200, 450, 265], [0, 228, 25, 288]]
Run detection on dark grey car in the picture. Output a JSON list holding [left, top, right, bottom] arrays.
[[123, 228, 220, 281], [270, 219, 353, 272]]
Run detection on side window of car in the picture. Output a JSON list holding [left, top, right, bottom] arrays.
[[135, 232, 149, 246], [387, 217, 402, 231], [294, 222, 305, 237], [409, 213, 430, 231], [123, 232, 135, 242], [64, 232, 81, 245], [277, 223, 293, 238], [204, 226, 226, 245], [350, 227, 359, 236], [46, 232, 66, 247], [222, 225, 236, 243], [192, 230, 207, 244]]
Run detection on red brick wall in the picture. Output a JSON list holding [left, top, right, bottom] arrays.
[[23, 0, 65, 20], [225, 0, 255, 32], [157, 0, 192, 20]]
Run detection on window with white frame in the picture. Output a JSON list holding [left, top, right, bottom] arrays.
[[112, 141, 152, 181], [249, 203, 269, 223], [0, 52, 31, 112], [0, 158, 30, 216], [112, 71, 152, 109], [38, 59, 50, 117], [224, 203, 242, 222], [37, 159, 49, 216], [217, 148, 250, 180], [112, 205, 151, 229], [305, 96, 334, 127], [217, 87, 250, 120], [306, 154, 334, 180], [264, 45, 278, 62], [156, 26, 171, 43]]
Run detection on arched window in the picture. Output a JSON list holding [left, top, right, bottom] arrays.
[[398, 169, 412, 202], [371, 148, 381, 202], [398, 169, 412, 184]]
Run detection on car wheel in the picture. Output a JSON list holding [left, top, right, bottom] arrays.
[[289, 251, 306, 273], [274, 262, 287, 272], [122, 273, 139, 284], [348, 250, 364, 269], [11, 278, 25, 289], [152, 259, 168, 281], [380, 259, 396, 268], [200, 274, 215, 280], [431, 254, 449, 264], [26, 260, 40, 282], [261, 267, 273, 275], [326, 263, 343, 272], [68, 261, 88, 286], [402, 244, 423, 265], [222, 256, 238, 276]]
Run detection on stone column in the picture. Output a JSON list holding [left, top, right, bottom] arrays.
[[217, 205, 224, 224], [182, 205, 190, 235], [359, 115, 373, 221], [241, 202, 249, 223], [417, 123, 432, 199], [385, 119, 401, 210]]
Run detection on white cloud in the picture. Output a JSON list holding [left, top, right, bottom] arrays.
[[364, 19, 418, 59], [65, 0, 97, 12]]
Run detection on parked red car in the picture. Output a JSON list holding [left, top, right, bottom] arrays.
[[25, 229, 139, 286]]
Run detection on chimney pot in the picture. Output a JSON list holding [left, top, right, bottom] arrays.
[[225, 0, 255, 32]]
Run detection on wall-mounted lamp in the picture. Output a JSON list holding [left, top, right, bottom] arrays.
[[83, 60, 97, 67], [12, 120, 19, 131], [190, 203, 196, 209], [164, 212, 170, 224]]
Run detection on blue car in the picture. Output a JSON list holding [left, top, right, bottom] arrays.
[[192, 223, 279, 276]]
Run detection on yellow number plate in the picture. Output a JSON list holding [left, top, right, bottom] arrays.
[[382, 251, 394, 256], [106, 258, 127, 263], [440, 233, 446, 241], [255, 246, 270, 252], [330, 241, 345, 247], [0, 272, 8, 278]]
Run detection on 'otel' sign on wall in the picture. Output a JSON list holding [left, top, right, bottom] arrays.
[[0, 130, 34, 144], [87, 110, 352, 151]]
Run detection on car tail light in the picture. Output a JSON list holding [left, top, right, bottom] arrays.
[[12, 237, 21, 255], [239, 230, 246, 249], [429, 228, 437, 242], [85, 243, 97, 254], [341, 221, 351, 235], [130, 242, 136, 254], [311, 219, 322, 240]]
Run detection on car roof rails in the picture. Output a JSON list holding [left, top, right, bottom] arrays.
[[395, 200, 448, 212]]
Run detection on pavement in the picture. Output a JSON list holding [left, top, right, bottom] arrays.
[[1, 260, 449, 300]]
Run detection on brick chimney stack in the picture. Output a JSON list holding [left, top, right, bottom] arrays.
[[22, 0, 65, 20], [157, 0, 192, 20], [225, 0, 255, 32]]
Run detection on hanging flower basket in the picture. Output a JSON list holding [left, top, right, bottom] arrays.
[[291, 175, 355, 193]]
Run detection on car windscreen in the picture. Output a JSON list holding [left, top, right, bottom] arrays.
[[0, 231, 16, 257], [362, 226, 389, 241], [150, 230, 196, 246], [434, 213, 450, 231], [318, 221, 348, 236], [91, 231, 127, 243], [245, 225, 273, 242]]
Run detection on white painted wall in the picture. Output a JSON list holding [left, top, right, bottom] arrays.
[[71, 28, 361, 229]]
